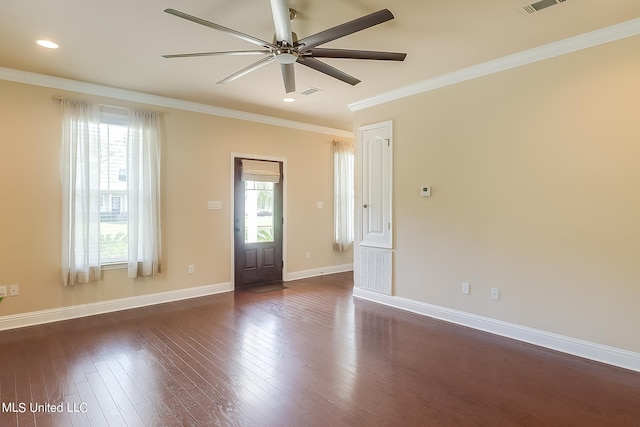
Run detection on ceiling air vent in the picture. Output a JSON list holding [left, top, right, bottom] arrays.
[[300, 87, 321, 96], [520, 0, 566, 14]]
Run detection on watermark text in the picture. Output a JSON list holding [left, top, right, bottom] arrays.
[[1, 401, 88, 414]]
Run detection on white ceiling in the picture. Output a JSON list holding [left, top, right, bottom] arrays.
[[2, 0, 639, 131]]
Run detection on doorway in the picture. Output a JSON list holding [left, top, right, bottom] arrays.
[[233, 156, 284, 288]]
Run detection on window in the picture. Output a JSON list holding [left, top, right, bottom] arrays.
[[239, 159, 280, 244], [244, 180, 275, 243], [99, 113, 129, 263], [61, 99, 161, 285]]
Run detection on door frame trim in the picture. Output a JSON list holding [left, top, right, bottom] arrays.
[[230, 152, 288, 288]]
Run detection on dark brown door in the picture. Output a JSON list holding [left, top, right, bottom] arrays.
[[234, 157, 283, 288]]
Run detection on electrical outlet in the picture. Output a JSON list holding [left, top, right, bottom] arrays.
[[188, 265, 195, 274], [490, 288, 500, 301], [0, 286, 6, 298], [9, 284, 19, 296], [305, 251, 311, 259], [462, 282, 470, 295]]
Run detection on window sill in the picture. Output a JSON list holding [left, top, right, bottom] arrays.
[[102, 262, 127, 271]]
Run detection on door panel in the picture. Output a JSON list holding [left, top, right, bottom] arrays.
[[234, 157, 283, 288], [263, 248, 275, 267], [361, 122, 393, 248], [244, 249, 257, 269]]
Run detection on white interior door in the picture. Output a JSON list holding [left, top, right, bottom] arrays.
[[360, 121, 392, 249]]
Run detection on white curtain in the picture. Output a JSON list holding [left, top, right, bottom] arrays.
[[61, 100, 102, 285], [334, 140, 354, 251], [127, 109, 162, 278]]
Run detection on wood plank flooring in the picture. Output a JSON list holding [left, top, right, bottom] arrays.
[[0, 272, 639, 426]]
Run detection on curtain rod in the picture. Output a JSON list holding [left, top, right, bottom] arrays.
[[52, 95, 165, 115]]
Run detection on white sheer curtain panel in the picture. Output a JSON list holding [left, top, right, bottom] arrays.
[[334, 140, 354, 251], [127, 109, 162, 278], [61, 100, 102, 285]]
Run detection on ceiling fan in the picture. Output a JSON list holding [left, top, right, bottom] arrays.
[[162, 0, 407, 93]]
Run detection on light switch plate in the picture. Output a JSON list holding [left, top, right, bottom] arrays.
[[462, 282, 470, 295]]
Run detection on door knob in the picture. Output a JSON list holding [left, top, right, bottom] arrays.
[[363, 203, 369, 208]]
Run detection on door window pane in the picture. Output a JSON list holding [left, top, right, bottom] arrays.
[[245, 181, 274, 243]]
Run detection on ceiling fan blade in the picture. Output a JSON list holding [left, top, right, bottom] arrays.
[[163, 50, 271, 59], [304, 48, 406, 61], [164, 9, 276, 49], [296, 57, 361, 86], [281, 63, 296, 93], [296, 9, 394, 51], [270, 0, 293, 45], [218, 55, 276, 84]]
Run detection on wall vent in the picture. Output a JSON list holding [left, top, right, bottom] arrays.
[[300, 87, 321, 96], [520, 0, 566, 14]]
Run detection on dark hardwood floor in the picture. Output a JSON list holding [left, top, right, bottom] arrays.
[[1, 272, 639, 426]]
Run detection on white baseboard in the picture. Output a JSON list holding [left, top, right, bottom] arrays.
[[0, 282, 232, 332], [353, 287, 640, 373], [285, 263, 353, 282], [0, 264, 355, 332]]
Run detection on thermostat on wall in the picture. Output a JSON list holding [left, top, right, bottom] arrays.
[[421, 186, 431, 197]]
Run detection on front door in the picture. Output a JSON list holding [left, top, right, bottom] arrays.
[[234, 157, 283, 288]]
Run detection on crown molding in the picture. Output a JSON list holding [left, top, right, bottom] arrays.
[[0, 66, 353, 138], [349, 17, 640, 112]]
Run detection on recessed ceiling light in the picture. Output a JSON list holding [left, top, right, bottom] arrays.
[[283, 97, 296, 103], [36, 39, 59, 49]]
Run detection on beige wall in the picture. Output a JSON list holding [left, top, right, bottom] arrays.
[[354, 35, 640, 353], [0, 79, 352, 317]]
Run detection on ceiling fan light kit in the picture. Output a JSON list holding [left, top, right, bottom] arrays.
[[274, 48, 298, 64], [163, 0, 406, 94]]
